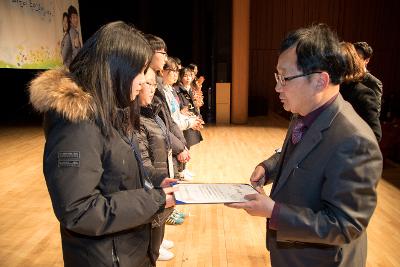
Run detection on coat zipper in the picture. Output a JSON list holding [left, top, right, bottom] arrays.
[[112, 238, 120, 267]]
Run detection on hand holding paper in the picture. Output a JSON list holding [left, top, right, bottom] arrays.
[[225, 192, 275, 218], [173, 183, 259, 204], [250, 165, 266, 188]]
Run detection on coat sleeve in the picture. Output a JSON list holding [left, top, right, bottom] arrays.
[[170, 109, 195, 131], [135, 126, 165, 186], [275, 136, 382, 245], [157, 98, 187, 147], [353, 86, 382, 142], [169, 130, 186, 156], [169, 119, 187, 147], [177, 90, 186, 110], [43, 121, 165, 236]]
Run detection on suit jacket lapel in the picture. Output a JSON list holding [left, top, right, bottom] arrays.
[[270, 117, 295, 192], [271, 95, 343, 197], [271, 127, 323, 196]]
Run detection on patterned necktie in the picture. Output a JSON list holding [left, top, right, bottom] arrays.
[[291, 118, 305, 144]]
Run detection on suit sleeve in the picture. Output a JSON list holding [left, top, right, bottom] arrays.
[[275, 136, 382, 245], [44, 122, 165, 236], [262, 152, 281, 184]]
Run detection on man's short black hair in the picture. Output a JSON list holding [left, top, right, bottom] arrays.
[[280, 23, 346, 85]]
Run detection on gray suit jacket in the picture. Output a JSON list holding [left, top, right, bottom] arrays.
[[263, 94, 382, 267]]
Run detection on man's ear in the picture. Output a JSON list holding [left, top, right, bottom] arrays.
[[315, 72, 329, 91]]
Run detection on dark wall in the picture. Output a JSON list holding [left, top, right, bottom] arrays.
[[1, 0, 230, 124], [79, 1, 195, 66], [249, 0, 400, 119], [0, 69, 42, 124], [4, 0, 397, 124]]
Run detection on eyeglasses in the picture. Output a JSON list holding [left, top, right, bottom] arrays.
[[155, 51, 167, 57], [140, 81, 157, 90], [165, 68, 179, 73], [274, 71, 322, 87]]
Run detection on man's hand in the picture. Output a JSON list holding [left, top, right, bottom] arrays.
[[226, 193, 275, 218], [250, 165, 266, 187]]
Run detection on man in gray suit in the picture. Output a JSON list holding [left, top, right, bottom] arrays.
[[227, 24, 382, 267]]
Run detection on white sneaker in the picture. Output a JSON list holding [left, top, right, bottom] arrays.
[[158, 247, 174, 261], [161, 239, 174, 249]]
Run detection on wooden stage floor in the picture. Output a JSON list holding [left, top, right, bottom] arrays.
[[0, 115, 399, 267]]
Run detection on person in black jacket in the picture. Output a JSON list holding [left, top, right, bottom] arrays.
[[29, 21, 175, 267], [144, 35, 192, 180], [340, 42, 382, 142], [353, 41, 383, 116], [176, 67, 203, 148], [135, 67, 180, 261]]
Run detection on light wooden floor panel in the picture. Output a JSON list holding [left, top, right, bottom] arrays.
[[0, 115, 399, 267]]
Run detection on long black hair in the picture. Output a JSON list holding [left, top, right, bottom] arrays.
[[69, 21, 152, 137]]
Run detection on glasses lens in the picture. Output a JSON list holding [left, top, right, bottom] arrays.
[[274, 73, 285, 86], [156, 51, 167, 57], [274, 73, 279, 84]]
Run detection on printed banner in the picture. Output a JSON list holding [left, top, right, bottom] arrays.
[[0, 0, 82, 69]]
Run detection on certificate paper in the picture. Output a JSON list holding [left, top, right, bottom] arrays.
[[173, 183, 258, 204]]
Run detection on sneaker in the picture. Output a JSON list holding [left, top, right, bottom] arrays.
[[172, 209, 186, 218], [161, 239, 174, 249], [171, 212, 185, 220], [158, 247, 174, 261], [166, 214, 184, 225]]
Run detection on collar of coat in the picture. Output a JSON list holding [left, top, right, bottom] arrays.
[[29, 68, 95, 123]]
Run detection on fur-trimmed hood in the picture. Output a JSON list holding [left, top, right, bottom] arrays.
[[29, 68, 95, 122]]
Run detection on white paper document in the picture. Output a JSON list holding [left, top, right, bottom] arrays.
[[173, 183, 258, 204]]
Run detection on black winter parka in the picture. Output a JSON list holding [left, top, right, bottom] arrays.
[[29, 69, 166, 267]]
